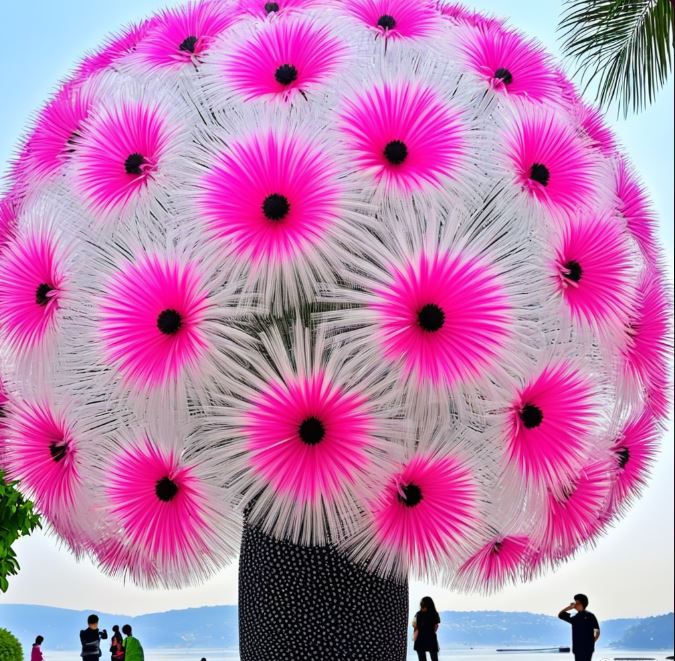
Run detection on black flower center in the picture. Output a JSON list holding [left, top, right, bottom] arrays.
[[519, 403, 543, 429], [494, 67, 513, 85], [35, 283, 54, 306], [492, 541, 503, 553], [529, 162, 550, 186], [275, 63, 298, 86], [417, 303, 445, 332], [157, 309, 182, 335], [616, 446, 630, 469], [155, 476, 179, 502], [298, 416, 325, 445], [49, 442, 67, 463], [377, 14, 396, 30], [397, 483, 423, 507], [262, 193, 290, 221], [562, 259, 583, 283], [264, 1, 280, 12], [179, 35, 198, 53], [383, 140, 408, 165], [124, 152, 146, 175]]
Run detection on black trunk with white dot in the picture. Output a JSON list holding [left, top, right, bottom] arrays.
[[239, 516, 408, 661]]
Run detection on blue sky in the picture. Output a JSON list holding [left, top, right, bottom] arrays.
[[0, 1, 672, 619]]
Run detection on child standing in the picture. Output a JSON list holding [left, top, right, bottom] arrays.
[[31, 636, 44, 661]]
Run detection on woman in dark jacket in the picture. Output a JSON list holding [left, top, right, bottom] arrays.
[[412, 596, 441, 661]]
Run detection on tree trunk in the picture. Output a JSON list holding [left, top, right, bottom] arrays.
[[238, 516, 409, 660]]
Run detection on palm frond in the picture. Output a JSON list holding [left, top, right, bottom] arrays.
[[559, 0, 674, 117]]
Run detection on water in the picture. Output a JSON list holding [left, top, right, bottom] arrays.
[[41, 649, 671, 660]]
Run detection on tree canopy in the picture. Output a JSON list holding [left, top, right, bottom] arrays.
[[559, 0, 674, 116]]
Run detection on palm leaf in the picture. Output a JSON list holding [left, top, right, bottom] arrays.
[[559, 0, 674, 117]]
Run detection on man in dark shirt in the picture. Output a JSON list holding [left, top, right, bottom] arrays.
[[558, 593, 600, 661], [80, 613, 108, 661]]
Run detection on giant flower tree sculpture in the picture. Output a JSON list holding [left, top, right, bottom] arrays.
[[0, 1, 671, 659]]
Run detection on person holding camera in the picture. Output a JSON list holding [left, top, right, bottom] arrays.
[[80, 614, 108, 661], [558, 594, 601, 661]]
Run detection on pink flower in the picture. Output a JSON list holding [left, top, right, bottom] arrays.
[[614, 159, 659, 264], [224, 15, 345, 101], [622, 270, 671, 390], [370, 250, 511, 387], [0, 230, 65, 354], [209, 323, 395, 545], [503, 107, 597, 214], [104, 437, 233, 583], [456, 535, 530, 592], [340, 80, 465, 193], [643, 363, 671, 422], [551, 214, 634, 333], [543, 458, 613, 555], [135, 1, 235, 69], [74, 19, 157, 80], [4, 401, 81, 524], [576, 103, 616, 156], [367, 452, 481, 576], [343, 0, 440, 40], [457, 24, 558, 102], [506, 361, 597, 488], [236, 0, 317, 17], [437, 2, 504, 30], [76, 101, 175, 217], [555, 68, 579, 105], [609, 413, 659, 512], [200, 128, 339, 262], [26, 83, 93, 181], [100, 254, 212, 390], [93, 536, 161, 586], [244, 372, 375, 503], [0, 194, 19, 253]]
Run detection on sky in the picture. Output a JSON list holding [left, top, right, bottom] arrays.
[[0, 0, 672, 620]]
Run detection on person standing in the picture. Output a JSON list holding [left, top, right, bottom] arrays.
[[31, 636, 44, 661], [412, 596, 441, 661], [558, 593, 601, 661], [121, 624, 144, 661], [80, 614, 108, 661], [110, 625, 125, 660]]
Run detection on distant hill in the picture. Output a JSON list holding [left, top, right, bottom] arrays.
[[0, 604, 238, 652], [609, 613, 675, 650], [0, 604, 672, 653]]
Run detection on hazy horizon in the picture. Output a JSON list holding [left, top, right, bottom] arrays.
[[3, 601, 674, 618], [0, 0, 672, 622]]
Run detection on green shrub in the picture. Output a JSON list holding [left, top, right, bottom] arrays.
[[0, 471, 41, 592], [0, 627, 23, 661]]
